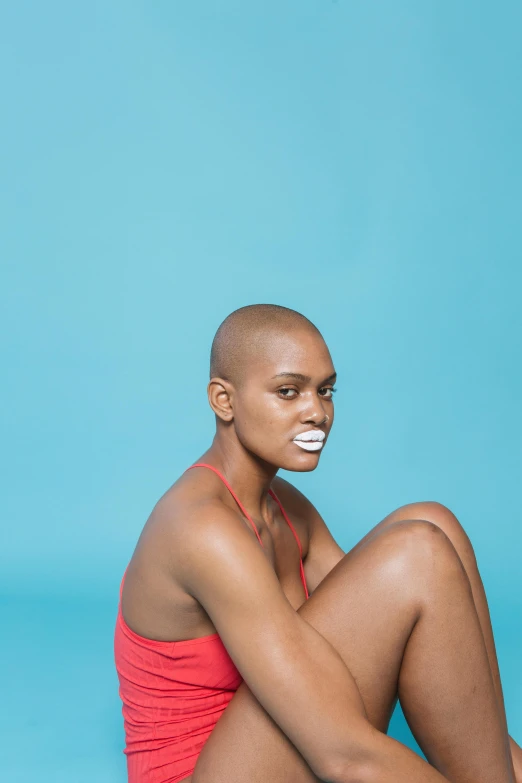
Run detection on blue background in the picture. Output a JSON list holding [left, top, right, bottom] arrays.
[[2, 1, 521, 780]]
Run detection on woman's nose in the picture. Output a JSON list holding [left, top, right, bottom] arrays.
[[304, 403, 328, 426]]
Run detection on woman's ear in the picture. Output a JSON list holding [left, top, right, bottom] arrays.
[[208, 377, 234, 422]]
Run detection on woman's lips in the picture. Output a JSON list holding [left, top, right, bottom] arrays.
[[292, 431, 325, 452], [293, 440, 323, 452]]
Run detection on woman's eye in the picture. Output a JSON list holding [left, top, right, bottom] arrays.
[[278, 387, 337, 400], [320, 386, 337, 399]]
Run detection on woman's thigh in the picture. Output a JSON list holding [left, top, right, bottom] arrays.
[[190, 519, 428, 783]]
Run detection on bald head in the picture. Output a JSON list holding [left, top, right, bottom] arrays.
[[210, 304, 322, 387]]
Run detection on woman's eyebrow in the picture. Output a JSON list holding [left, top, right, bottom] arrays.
[[270, 372, 337, 384]]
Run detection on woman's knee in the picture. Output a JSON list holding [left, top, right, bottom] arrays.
[[363, 519, 470, 594], [390, 501, 477, 565], [307, 519, 471, 622]]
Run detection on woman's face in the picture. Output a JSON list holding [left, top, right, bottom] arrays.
[[228, 329, 336, 472]]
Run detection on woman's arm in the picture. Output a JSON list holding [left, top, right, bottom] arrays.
[[510, 737, 522, 783], [174, 500, 450, 783]]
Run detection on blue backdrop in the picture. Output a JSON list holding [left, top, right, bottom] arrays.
[[2, 2, 520, 781]]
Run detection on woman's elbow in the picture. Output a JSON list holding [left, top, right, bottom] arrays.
[[315, 730, 380, 783]]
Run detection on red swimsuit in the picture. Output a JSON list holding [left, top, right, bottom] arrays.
[[114, 463, 309, 783]]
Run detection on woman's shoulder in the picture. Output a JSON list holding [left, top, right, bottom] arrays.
[[271, 475, 317, 512]]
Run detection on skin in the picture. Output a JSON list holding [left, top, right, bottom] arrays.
[[121, 326, 521, 783]]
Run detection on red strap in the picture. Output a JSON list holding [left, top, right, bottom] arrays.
[[268, 489, 302, 555], [185, 463, 264, 548], [186, 463, 309, 600], [269, 489, 309, 600]]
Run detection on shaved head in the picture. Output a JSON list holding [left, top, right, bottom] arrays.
[[210, 304, 322, 387], [207, 304, 335, 470]]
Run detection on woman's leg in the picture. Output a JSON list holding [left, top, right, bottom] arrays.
[[191, 520, 514, 783], [365, 500, 516, 766]]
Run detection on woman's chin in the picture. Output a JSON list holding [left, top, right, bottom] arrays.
[[280, 449, 322, 472]]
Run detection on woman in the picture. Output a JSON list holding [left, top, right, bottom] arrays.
[[115, 303, 521, 782]]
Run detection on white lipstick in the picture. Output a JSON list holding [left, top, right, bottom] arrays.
[[292, 431, 325, 452]]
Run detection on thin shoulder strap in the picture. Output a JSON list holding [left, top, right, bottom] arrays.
[[269, 489, 310, 600], [268, 489, 302, 556], [185, 463, 264, 548]]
